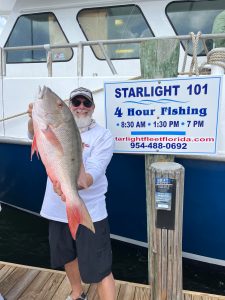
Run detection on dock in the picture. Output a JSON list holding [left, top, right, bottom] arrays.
[[1, 261, 225, 300]]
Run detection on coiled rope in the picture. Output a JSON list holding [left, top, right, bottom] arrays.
[[199, 47, 225, 72], [182, 31, 225, 75]]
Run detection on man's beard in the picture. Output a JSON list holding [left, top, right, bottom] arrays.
[[72, 111, 93, 131]]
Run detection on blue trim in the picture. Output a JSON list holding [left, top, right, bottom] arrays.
[[0, 143, 46, 213], [131, 131, 186, 135], [1, 143, 225, 262]]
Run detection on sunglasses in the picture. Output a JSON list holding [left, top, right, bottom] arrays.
[[71, 98, 93, 108]]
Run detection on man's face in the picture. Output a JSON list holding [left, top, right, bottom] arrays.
[[70, 96, 95, 128]]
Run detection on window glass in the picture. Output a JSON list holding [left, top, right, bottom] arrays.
[[166, 0, 225, 55], [77, 5, 153, 59], [5, 13, 73, 63]]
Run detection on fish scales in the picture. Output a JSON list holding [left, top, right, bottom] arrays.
[[31, 86, 95, 238]]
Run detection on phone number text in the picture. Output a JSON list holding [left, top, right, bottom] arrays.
[[130, 142, 187, 149]]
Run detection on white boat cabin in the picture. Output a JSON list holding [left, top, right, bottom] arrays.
[[0, 0, 225, 144]]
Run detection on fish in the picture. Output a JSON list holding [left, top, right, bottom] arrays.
[[31, 86, 95, 238]]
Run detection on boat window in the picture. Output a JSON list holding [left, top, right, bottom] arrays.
[[5, 13, 73, 63], [77, 5, 153, 60], [166, 0, 225, 56]]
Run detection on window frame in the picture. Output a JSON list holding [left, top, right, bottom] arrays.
[[4, 12, 74, 64], [165, 0, 225, 57], [77, 4, 154, 61]]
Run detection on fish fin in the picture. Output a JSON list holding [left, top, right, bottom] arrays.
[[79, 200, 95, 233], [46, 171, 55, 184], [66, 200, 95, 239], [31, 135, 39, 161], [41, 126, 64, 155]]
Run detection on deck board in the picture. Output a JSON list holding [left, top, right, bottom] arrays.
[[117, 283, 136, 300], [0, 265, 15, 282], [1, 261, 225, 300], [134, 286, 151, 299], [5, 269, 39, 300], [51, 276, 72, 300], [0, 266, 28, 295], [87, 284, 99, 300], [19, 270, 53, 300], [34, 273, 65, 300]]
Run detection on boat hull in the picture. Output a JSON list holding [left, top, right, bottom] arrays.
[[0, 142, 46, 214], [1, 142, 225, 265]]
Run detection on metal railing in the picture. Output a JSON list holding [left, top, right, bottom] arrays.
[[1, 33, 225, 160], [2, 33, 225, 77]]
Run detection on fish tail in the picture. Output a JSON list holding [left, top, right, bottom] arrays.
[[66, 200, 95, 239], [79, 200, 95, 234], [66, 205, 79, 239]]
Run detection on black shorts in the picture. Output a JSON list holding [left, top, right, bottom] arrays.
[[48, 218, 112, 283]]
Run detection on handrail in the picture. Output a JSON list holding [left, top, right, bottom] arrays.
[[0, 76, 142, 124], [0, 47, 2, 77], [4, 33, 225, 51], [2, 33, 225, 77]]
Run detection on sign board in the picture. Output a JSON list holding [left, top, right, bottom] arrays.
[[105, 76, 222, 154]]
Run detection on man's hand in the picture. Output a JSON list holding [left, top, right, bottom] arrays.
[[77, 162, 93, 190], [53, 180, 66, 202], [27, 103, 33, 118], [27, 103, 34, 138]]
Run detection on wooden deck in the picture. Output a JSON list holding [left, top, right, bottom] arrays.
[[1, 261, 225, 300]]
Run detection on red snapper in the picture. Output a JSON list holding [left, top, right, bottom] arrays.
[[31, 86, 95, 238]]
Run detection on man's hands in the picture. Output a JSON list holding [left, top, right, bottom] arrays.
[[27, 103, 34, 138], [53, 181, 66, 202], [27, 103, 33, 118], [77, 162, 93, 190], [53, 163, 93, 202]]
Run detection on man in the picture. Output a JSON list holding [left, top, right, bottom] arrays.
[[28, 87, 115, 300], [212, 10, 225, 48]]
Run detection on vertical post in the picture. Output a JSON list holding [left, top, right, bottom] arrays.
[[44, 44, 52, 77], [2, 49, 6, 77], [140, 39, 181, 299], [77, 42, 84, 77], [140, 39, 180, 80], [46, 50, 53, 77], [0, 48, 2, 77], [147, 162, 184, 300], [98, 42, 117, 75]]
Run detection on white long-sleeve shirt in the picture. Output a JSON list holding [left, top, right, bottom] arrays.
[[40, 123, 114, 223]]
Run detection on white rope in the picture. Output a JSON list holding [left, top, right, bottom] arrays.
[[0, 111, 28, 122], [201, 38, 209, 56], [181, 31, 202, 76], [0, 75, 142, 123], [0, 99, 69, 123], [207, 48, 225, 68], [199, 48, 225, 74], [189, 31, 201, 76]]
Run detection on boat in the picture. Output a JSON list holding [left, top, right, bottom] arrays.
[[1, 0, 225, 267]]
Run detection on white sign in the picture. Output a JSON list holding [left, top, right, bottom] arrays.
[[104, 76, 222, 154]]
